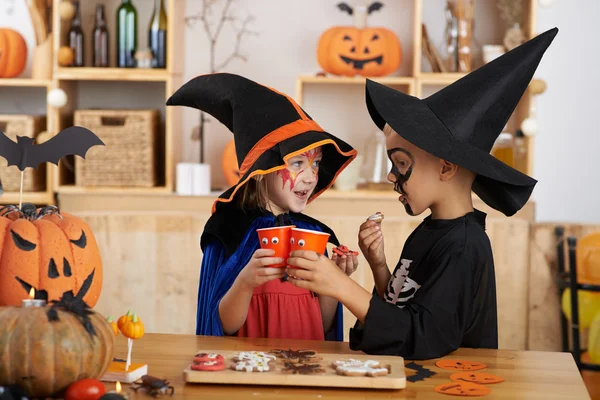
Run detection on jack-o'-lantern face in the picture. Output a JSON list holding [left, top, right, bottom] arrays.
[[434, 381, 491, 396], [450, 372, 505, 385], [317, 27, 402, 77], [436, 360, 487, 371], [0, 204, 103, 307]]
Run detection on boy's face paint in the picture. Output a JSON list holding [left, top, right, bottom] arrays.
[[387, 147, 415, 216], [267, 147, 323, 214]]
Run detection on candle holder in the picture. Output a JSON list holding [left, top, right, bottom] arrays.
[[21, 298, 47, 308]]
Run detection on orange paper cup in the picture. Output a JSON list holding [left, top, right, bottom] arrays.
[[288, 228, 330, 268], [256, 225, 295, 267]]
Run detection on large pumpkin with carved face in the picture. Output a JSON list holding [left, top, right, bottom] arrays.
[[0, 204, 102, 307], [317, 2, 401, 77]]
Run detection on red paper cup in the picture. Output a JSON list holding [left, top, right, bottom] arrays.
[[288, 228, 330, 268], [256, 225, 295, 267]]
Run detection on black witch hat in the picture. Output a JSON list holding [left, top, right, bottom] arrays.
[[166, 73, 357, 214], [365, 27, 558, 216]]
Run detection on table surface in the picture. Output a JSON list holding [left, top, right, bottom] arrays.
[[106, 333, 591, 399]]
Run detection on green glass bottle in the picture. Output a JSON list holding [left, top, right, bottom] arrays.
[[148, 0, 167, 68], [116, 0, 137, 67]]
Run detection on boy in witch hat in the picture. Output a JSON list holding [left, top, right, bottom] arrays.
[[166, 73, 358, 341], [286, 27, 558, 359]]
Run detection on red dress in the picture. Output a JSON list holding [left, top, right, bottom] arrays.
[[236, 278, 325, 340]]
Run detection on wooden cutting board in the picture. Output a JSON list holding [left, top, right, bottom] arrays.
[[183, 349, 406, 390]]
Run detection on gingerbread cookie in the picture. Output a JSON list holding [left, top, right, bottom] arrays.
[[332, 245, 359, 257], [368, 212, 384, 223], [332, 359, 389, 377], [232, 351, 276, 363], [281, 362, 326, 375], [231, 351, 276, 373], [269, 348, 321, 363]]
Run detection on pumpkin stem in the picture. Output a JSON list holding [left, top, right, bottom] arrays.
[[107, 315, 114, 322], [126, 308, 132, 316], [132, 314, 138, 323]]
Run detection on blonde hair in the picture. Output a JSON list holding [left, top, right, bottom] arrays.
[[235, 175, 270, 211]]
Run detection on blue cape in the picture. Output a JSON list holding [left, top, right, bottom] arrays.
[[196, 213, 344, 341]]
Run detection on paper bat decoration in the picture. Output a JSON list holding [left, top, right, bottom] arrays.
[[337, 2, 384, 15], [0, 126, 104, 171], [405, 361, 436, 382], [337, 2, 354, 15], [367, 1, 384, 14]]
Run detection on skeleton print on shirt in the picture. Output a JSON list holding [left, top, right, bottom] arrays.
[[385, 258, 421, 307]]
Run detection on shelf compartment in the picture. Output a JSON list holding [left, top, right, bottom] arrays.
[[297, 75, 414, 85], [0, 192, 53, 205], [0, 79, 52, 87], [55, 67, 170, 82]]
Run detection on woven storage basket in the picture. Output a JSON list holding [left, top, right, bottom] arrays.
[[0, 115, 46, 192], [73, 109, 160, 187]]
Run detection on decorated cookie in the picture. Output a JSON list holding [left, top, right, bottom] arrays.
[[269, 348, 321, 363], [191, 359, 226, 371], [332, 245, 359, 257], [231, 358, 274, 372], [193, 352, 224, 364], [436, 360, 487, 371], [434, 381, 492, 396], [450, 371, 504, 384], [368, 212, 384, 223], [281, 361, 326, 375], [232, 351, 277, 363], [332, 359, 389, 377]]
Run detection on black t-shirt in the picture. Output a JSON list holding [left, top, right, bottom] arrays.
[[349, 209, 498, 360]]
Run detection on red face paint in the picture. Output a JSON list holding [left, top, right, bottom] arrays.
[[301, 148, 321, 175], [277, 168, 304, 191]]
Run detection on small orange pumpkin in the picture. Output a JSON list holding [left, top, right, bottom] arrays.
[[0, 204, 103, 308], [0, 28, 27, 78], [107, 315, 119, 336], [121, 313, 144, 339], [222, 139, 241, 186], [117, 308, 133, 330], [434, 381, 491, 396], [317, 2, 401, 77]]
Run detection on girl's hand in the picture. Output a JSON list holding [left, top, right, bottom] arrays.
[[331, 252, 359, 277], [237, 248, 286, 290], [286, 250, 349, 299], [358, 219, 387, 272]]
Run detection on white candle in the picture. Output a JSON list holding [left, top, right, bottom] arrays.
[[21, 288, 46, 308]]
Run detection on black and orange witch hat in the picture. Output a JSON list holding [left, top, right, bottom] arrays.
[[364, 27, 558, 217], [166, 73, 358, 214]]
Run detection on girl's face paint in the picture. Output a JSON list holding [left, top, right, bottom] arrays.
[[266, 147, 323, 214]]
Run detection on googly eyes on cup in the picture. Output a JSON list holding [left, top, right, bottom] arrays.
[[271, 237, 279, 244], [298, 239, 305, 247], [261, 237, 268, 245], [290, 237, 295, 244]]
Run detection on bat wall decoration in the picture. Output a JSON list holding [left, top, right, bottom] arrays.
[[0, 126, 104, 171]]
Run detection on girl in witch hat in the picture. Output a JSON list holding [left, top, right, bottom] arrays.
[[167, 73, 358, 341], [286, 28, 558, 358]]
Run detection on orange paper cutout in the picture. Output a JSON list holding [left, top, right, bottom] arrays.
[[436, 360, 487, 371], [434, 381, 492, 396], [450, 372, 504, 384]]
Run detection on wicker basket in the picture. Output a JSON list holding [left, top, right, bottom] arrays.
[[0, 115, 46, 192], [73, 109, 160, 187]]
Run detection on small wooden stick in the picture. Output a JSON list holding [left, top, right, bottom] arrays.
[[125, 338, 133, 371], [19, 171, 23, 209]]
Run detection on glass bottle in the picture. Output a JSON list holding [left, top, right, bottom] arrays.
[[491, 132, 515, 168], [68, 0, 84, 67], [513, 129, 528, 173], [93, 4, 109, 67], [148, 0, 167, 68], [116, 0, 137, 68]]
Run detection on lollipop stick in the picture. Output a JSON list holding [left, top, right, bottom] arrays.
[[125, 338, 132, 371], [19, 171, 24, 209]]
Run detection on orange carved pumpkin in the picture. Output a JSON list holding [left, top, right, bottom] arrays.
[[317, 2, 401, 77], [222, 139, 241, 186], [0, 28, 27, 78], [0, 294, 115, 397], [0, 204, 103, 308]]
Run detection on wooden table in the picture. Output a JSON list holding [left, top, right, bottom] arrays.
[[104, 333, 591, 399]]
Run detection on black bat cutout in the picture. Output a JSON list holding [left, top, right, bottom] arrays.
[[337, 2, 353, 15], [405, 361, 436, 382], [368, 1, 384, 14], [0, 126, 104, 171]]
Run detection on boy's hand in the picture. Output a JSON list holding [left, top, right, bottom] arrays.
[[237, 248, 286, 290], [358, 219, 387, 271], [286, 250, 348, 299], [331, 252, 359, 276]]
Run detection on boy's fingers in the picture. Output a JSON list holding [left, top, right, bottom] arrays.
[[359, 220, 377, 231], [361, 230, 381, 248], [286, 256, 315, 270], [369, 236, 383, 252], [258, 257, 285, 267], [264, 272, 286, 282], [358, 226, 380, 240], [286, 267, 313, 281], [287, 275, 311, 290], [289, 250, 320, 261]]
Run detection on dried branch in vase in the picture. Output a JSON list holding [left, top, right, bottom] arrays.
[[184, 0, 258, 163]]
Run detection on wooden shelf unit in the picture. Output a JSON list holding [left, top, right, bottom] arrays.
[[296, 0, 540, 177], [49, 0, 184, 197]]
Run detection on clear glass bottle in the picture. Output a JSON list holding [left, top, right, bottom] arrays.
[[93, 4, 109, 67], [148, 0, 167, 68], [492, 132, 515, 167], [68, 0, 84, 67]]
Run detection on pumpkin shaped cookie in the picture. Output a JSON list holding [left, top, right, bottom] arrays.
[[451, 371, 504, 384], [434, 381, 491, 396], [436, 360, 487, 371]]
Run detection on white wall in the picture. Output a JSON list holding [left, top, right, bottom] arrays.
[[1, 0, 597, 224]]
